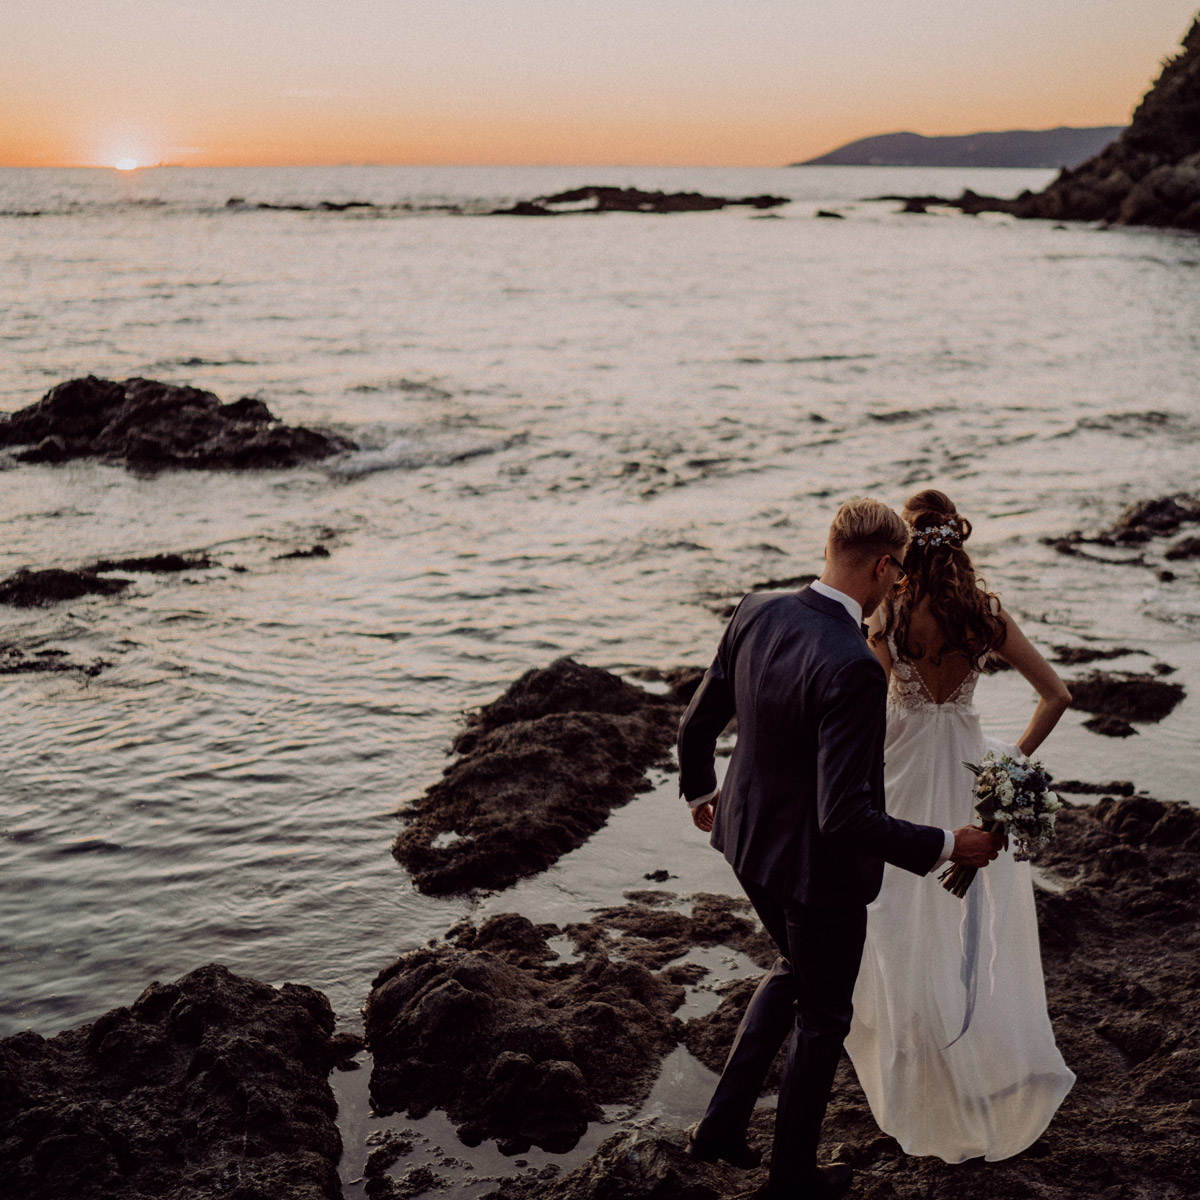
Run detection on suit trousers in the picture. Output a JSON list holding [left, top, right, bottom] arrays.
[[697, 876, 868, 1194]]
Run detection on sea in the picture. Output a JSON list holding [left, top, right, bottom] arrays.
[[1, 165, 1197, 1191]]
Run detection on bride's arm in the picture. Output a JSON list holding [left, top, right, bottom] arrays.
[[866, 609, 892, 679], [994, 606, 1072, 755]]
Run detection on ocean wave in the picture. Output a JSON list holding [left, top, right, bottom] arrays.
[[328, 430, 529, 477]]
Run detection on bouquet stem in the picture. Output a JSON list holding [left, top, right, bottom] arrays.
[[938, 820, 1005, 898]]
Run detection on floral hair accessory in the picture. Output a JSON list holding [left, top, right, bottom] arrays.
[[912, 515, 963, 547]]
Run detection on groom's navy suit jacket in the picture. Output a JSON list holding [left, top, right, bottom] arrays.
[[679, 586, 944, 908]]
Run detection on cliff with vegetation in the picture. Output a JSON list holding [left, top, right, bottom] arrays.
[[1013, 16, 1200, 230]]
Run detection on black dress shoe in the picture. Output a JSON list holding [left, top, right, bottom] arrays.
[[734, 1162, 854, 1200], [684, 1124, 763, 1170], [813, 1162, 854, 1199]]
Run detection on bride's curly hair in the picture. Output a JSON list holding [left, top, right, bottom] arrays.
[[885, 489, 1006, 664]]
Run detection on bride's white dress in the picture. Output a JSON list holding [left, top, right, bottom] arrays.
[[844, 633, 1075, 1162]]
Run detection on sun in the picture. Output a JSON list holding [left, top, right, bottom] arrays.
[[114, 157, 140, 171]]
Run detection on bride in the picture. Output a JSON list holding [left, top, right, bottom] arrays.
[[844, 489, 1076, 1163]]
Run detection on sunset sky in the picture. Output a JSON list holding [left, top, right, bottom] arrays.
[[2, 1, 1196, 168]]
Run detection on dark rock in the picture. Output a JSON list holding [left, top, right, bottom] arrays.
[[275, 544, 332, 560], [481, 1127, 726, 1200], [488, 187, 789, 216], [0, 568, 130, 608], [1051, 644, 1142, 665], [365, 913, 686, 1153], [0, 376, 354, 471], [814, 209, 845, 219], [0, 964, 344, 1200], [90, 553, 215, 573], [1069, 670, 1185, 723], [1083, 714, 1138, 737], [0, 551, 218, 608], [391, 659, 683, 895], [1107, 495, 1200, 544], [1053, 780, 1136, 796], [0, 644, 109, 677], [900, 198, 928, 213], [1165, 535, 1200, 561]]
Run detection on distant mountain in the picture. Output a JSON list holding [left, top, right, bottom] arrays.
[[794, 127, 1124, 169]]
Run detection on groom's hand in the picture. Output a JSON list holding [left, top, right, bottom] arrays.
[[949, 825, 1003, 868], [691, 793, 717, 833]]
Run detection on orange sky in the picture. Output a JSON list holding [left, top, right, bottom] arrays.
[[2, 2, 1196, 168]]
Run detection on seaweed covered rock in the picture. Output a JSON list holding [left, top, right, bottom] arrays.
[[0, 376, 353, 470], [365, 914, 686, 1155], [392, 658, 683, 894], [0, 964, 345, 1200]]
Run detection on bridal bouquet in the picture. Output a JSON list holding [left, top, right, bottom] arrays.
[[939, 751, 1063, 898]]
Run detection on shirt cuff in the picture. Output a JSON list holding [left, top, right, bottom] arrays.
[[934, 828, 955, 870], [687, 789, 718, 810]]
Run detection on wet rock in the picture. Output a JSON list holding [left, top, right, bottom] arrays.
[[1053, 779, 1136, 796], [0, 551, 217, 608], [1051, 644, 1142, 665], [0, 643, 109, 677], [481, 1127, 726, 1200], [488, 187, 789, 216], [391, 658, 683, 895], [1165, 535, 1200, 561], [1106, 494, 1200, 544], [90, 553, 215, 573], [0, 376, 354, 471], [0, 964, 344, 1200], [0, 568, 130, 607], [1083, 714, 1138, 737], [364, 913, 686, 1153], [1069, 670, 1185, 723]]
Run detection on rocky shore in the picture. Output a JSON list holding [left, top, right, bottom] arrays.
[[0, 376, 354, 471], [481, 796, 1200, 1200], [5, 644, 1197, 1198]]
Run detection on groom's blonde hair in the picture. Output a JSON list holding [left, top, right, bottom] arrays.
[[828, 497, 909, 561]]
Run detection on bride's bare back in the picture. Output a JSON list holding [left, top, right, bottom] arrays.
[[868, 595, 1072, 754], [892, 598, 977, 703]]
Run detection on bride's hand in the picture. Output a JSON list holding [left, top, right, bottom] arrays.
[[949, 825, 1003, 867]]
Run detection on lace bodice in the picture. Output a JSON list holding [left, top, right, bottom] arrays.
[[886, 631, 981, 715]]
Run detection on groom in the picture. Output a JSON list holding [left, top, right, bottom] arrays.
[[678, 497, 1000, 1200]]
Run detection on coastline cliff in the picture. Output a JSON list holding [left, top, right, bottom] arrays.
[[1013, 16, 1200, 230]]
